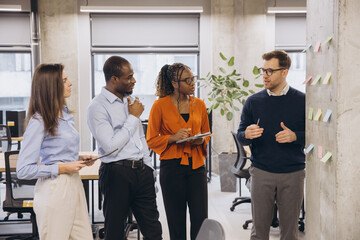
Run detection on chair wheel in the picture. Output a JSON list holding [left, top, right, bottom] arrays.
[[99, 228, 105, 239], [299, 222, 305, 232], [230, 206, 235, 211], [243, 223, 248, 229]]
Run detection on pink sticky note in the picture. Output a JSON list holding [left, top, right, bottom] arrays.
[[318, 146, 323, 158], [303, 75, 312, 84], [314, 40, 321, 52]]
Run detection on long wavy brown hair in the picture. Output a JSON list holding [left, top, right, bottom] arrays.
[[26, 64, 66, 136]]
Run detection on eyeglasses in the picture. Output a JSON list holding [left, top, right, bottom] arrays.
[[259, 68, 286, 76], [175, 76, 198, 85]]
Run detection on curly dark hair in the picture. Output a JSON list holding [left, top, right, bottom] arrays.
[[155, 63, 190, 98]]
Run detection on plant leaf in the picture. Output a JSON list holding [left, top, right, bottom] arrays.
[[255, 84, 264, 88], [216, 97, 225, 102], [219, 67, 226, 74], [226, 112, 233, 121], [228, 57, 234, 67], [253, 66, 261, 75], [233, 106, 240, 111], [214, 102, 220, 109], [208, 98, 213, 101], [220, 108, 225, 116], [219, 52, 227, 61], [241, 99, 245, 105], [243, 80, 249, 87], [249, 90, 255, 94]]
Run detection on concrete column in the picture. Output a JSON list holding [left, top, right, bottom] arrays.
[[306, 0, 360, 239], [210, 0, 266, 171], [38, 0, 79, 129]]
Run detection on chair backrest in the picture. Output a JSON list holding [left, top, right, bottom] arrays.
[[196, 218, 225, 240], [3, 150, 36, 210], [0, 124, 12, 152], [231, 131, 249, 171]]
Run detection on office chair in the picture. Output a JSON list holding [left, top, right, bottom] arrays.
[[195, 218, 225, 240], [2, 150, 38, 239], [0, 124, 12, 152], [230, 131, 251, 212]]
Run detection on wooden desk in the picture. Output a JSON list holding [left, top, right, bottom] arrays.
[[0, 152, 100, 179]]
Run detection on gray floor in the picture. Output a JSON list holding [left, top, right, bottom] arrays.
[[0, 174, 305, 240]]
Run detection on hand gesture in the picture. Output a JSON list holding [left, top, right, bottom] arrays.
[[275, 122, 297, 143], [127, 96, 144, 118], [79, 155, 95, 166], [245, 124, 264, 139], [58, 160, 86, 174], [168, 128, 191, 144]]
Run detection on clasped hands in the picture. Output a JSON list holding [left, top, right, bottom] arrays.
[[245, 122, 297, 143]]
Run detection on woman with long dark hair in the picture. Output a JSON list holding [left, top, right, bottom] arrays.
[[147, 63, 210, 240], [17, 64, 94, 239]]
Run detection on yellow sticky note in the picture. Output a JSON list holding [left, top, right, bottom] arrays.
[[308, 107, 314, 120], [322, 72, 332, 84], [314, 108, 322, 121], [311, 74, 322, 85], [320, 151, 332, 163], [318, 146, 323, 158], [322, 36, 333, 45]]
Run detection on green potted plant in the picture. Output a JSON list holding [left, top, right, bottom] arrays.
[[199, 52, 263, 191]]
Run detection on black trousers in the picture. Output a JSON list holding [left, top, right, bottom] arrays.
[[160, 159, 208, 240], [99, 162, 162, 240]]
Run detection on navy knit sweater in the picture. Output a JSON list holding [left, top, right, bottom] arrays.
[[237, 87, 305, 173]]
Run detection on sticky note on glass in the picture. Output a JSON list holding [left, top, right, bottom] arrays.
[[322, 36, 333, 45], [320, 151, 332, 163], [308, 107, 314, 120], [303, 75, 312, 84], [314, 108, 322, 121], [311, 74, 322, 85], [314, 40, 321, 52], [318, 146, 323, 158], [302, 43, 312, 53], [305, 143, 314, 154], [322, 72, 332, 84], [323, 109, 332, 122]]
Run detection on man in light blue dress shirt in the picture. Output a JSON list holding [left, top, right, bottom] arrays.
[[87, 56, 162, 240]]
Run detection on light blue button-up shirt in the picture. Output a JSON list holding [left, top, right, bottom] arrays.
[[17, 107, 80, 180], [87, 87, 152, 167]]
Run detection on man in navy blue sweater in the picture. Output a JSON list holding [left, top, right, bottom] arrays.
[[237, 50, 305, 240]]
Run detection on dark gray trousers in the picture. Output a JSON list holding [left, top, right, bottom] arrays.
[[249, 166, 305, 240]]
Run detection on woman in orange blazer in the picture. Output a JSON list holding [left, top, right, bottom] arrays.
[[147, 63, 210, 240]]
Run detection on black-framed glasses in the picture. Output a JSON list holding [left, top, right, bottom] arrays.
[[175, 76, 198, 85], [259, 68, 286, 76]]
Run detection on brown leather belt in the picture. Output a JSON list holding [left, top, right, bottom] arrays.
[[112, 159, 144, 169]]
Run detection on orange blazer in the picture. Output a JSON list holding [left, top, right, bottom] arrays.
[[146, 95, 210, 169]]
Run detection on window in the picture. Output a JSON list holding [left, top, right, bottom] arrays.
[[275, 14, 306, 93], [0, 52, 31, 114], [90, 13, 200, 120], [0, 13, 31, 120], [287, 52, 306, 93]]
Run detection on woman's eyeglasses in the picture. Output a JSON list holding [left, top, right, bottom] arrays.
[[259, 68, 286, 76], [175, 76, 198, 85]]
